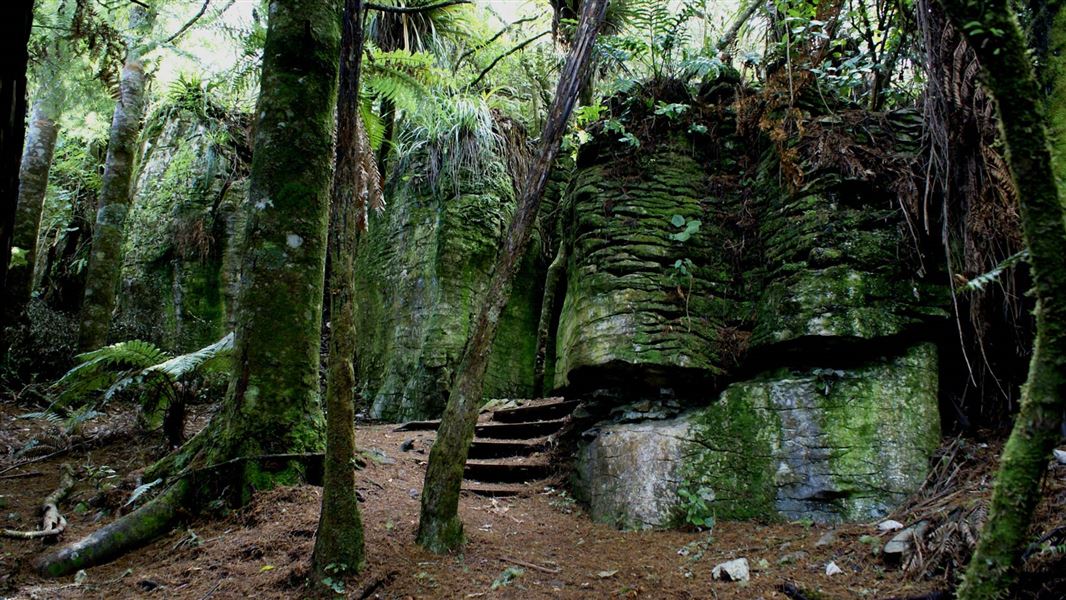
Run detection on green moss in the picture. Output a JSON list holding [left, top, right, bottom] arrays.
[[553, 146, 734, 389], [680, 343, 940, 523], [681, 386, 780, 521], [356, 150, 543, 420]]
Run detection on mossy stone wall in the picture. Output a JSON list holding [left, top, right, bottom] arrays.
[[355, 157, 544, 421]]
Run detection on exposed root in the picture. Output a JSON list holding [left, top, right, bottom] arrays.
[[34, 478, 191, 577], [33, 451, 328, 577], [1, 463, 75, 540]]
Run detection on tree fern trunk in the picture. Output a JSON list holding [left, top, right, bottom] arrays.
[[416, 0, 608, 553]]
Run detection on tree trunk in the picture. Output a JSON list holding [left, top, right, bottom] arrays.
[[532, 239, 567, 397], [935, 0, 1066, 597], [201, 0, 341, 496], [415, 0, 608, 554], [0, 0, 34, 330], [35, 0, 343, 577], [312, 0, 367, 580], [77, 6, 153, 351], [4, 79, 64, 326]]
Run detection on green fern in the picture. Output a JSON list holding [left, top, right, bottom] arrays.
[[959, 249, 1029, 293], [41, 334, 235, 434]]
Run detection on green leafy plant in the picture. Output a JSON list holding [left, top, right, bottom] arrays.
[[669, 214, 701, 242], [676, 486, 716, 530], [31, 334, 234, 443], [491, 566, 524, 590]]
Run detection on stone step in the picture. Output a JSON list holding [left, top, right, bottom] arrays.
[[461, 482, 531, 497], [393, 420, 440, 432], [491, 399, 581, 424], [474, 419, 566, 439], [467, 438, 548, 459], [464, 460, 551, 483]]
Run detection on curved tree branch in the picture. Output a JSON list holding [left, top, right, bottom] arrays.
[[163, 0, 211, 45], [470, 30, 551, 88], [366, 0, 469, 15]]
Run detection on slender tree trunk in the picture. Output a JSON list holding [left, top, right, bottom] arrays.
[[77, 6, 153, 351], [312, 0, 367, 580], [936, 0, 1066, 597], [4, 79, 64, 326], [532, 239, 567, 397], [0, 0, 34, 329], [415, 0, 608, 553]]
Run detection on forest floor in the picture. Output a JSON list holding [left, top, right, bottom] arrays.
[[1, 401, 1065, 599]]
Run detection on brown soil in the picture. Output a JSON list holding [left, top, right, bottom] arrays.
[[1, 402, 1064, 599]]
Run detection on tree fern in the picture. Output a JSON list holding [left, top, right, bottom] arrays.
[[41, 334, 235, 435]]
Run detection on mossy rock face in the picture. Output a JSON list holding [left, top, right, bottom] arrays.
[[116, 113, 242, 352], [750, 113, 947, 350], [554, 142, 736, 393], [355, 157, 543, 421], [683, 342, 941, 524]]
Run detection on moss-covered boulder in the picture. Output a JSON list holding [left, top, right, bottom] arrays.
[[573, 343, 940, 528], [684, 342, 940, 523], [553, 139, 736, 393], [355, 155, 543, 421]]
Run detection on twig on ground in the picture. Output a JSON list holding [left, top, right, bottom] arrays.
[[498, 555, 561, 574]]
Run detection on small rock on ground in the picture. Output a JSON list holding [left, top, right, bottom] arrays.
[[712, 558, 750, 582]]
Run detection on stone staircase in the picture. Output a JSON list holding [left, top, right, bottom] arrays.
[[395, 398, 580, 497]]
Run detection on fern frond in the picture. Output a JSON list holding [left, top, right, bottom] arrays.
[[146, 332, 234, 380], [959, 249, 1029, 293]]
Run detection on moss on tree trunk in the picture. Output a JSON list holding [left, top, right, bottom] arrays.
[[3, 77, 64, 326], [312, 0, 366, 580], [202, 0, 341, 495], [77, 6, 153, 351], [36, 0, 343, 576], [936, 0, 1066, 597], [416, 0, 608, 553]]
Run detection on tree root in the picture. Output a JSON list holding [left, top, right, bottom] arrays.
[[33, 451, 328, 577], [34, 478, 190, 577], [1, 463, 75, 540]]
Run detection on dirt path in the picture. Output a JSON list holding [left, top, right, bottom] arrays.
[[1, 407, 1063, 599]]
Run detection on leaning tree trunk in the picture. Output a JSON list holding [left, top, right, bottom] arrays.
[[77, 6, 153, 351], [0, 0, 34, 330], [3, 78, 64, 326], [936, 0, 1066, 598], [312, 0, 367, 580], [415, 0, 608, 553], [36, 0, 343, 577]]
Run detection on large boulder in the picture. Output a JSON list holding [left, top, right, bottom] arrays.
[[573, 343, 940, 528]]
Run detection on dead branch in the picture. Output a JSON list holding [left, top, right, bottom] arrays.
[[498, 555, 562, 574], [470, 30, 552, 88], [1, 463, 75, 540]]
